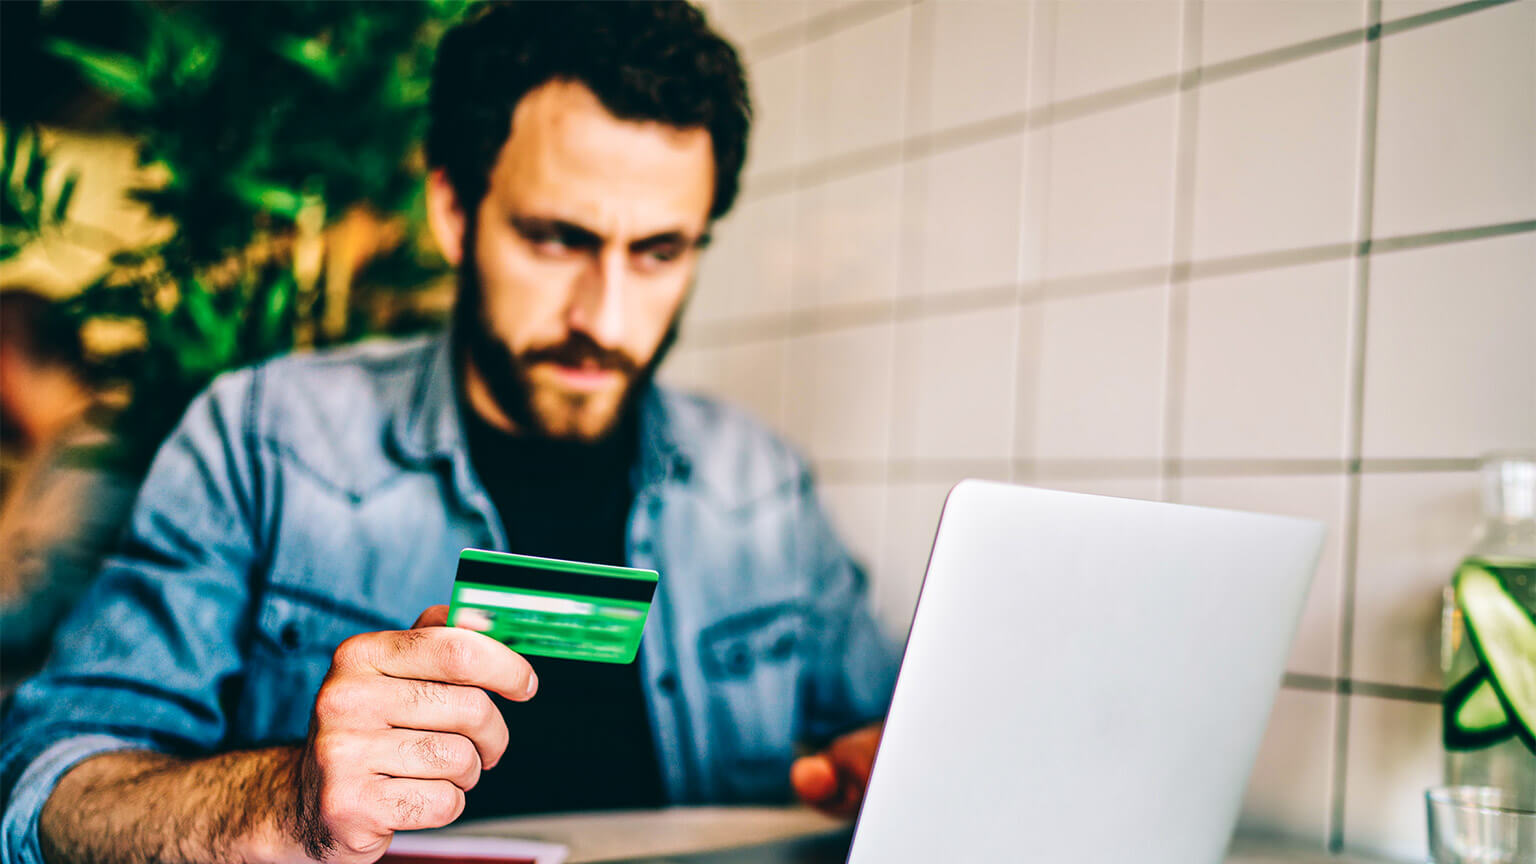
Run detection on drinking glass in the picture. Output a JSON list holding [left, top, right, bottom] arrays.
[[1426, 786, 1536, 863]]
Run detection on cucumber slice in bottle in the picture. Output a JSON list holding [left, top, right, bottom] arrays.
[[1443, 665, 1513, 750], [1455, 564, 1536, 753]]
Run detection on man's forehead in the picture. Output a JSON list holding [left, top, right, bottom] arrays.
[[487, 80, 715, 235]]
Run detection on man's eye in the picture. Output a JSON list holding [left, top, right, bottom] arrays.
[[516, 224, 589, 257], [639, 244, 685, 266], [530, 234, 572, 255]]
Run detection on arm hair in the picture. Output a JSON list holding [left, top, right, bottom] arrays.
[[38, 746, 314, 864]]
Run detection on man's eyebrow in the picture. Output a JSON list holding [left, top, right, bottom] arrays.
[[629, 230, 712, 252], [509, 215, 602, 246], [510, 215, 709, 251]]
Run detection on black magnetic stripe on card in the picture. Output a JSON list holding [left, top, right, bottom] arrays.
[[455, 558, 657, 602]]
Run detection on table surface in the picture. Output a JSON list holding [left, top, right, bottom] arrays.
[[428, 807, 1398, 864]]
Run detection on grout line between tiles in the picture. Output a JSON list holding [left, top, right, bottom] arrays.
[[1009, 0, 1052, 486], [996, 0, 1036, 488], [1377, 0, 1520, 36], [1370, 218, 1536, 254], [745, 0, 918, 62], [1197, 27, 1369, 88], [796, 457, 1484, 486], [1162, 0, 1204, 504], [1328, 0, 1383, 848], [1358, 457, 1481, 473], [1283, 673, 1441, 704], [871, 0, 926, 544], [1347, 680, 1442, 703]]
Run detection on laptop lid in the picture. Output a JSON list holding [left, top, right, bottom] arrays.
[[847, 481, 1324, 864]]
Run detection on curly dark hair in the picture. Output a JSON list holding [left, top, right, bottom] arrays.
[[427, 0, 752, 222]]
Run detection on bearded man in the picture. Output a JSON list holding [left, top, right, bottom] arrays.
[[0, 4, 896, 863]]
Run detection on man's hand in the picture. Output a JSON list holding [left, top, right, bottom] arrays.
[[293, 604, 537, 862], [790, 723, 882, 818], [37, 606, 534, 864]]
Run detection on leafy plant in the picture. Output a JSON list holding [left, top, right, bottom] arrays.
[[19, 1, 467, 469], [0, 125, 79, 261]]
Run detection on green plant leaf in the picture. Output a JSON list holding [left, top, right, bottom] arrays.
[[180, 279, 219, 339], [174, 41, 219, 86], [272, 34, 343, 86], [256, 272, 295, 351], [44, 38, 155, 109], [53, 174, 79, 223], [22, 138, 46, 199], [1, 127, 19, 193], [228, 176, 307, 219]]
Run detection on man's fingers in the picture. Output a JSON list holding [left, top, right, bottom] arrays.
[[412, 605, 450, 629], [792, 726, 883, 819], [373, 729, 483, 791], [792, 754, 862, 818], [372, 777, 466, 833], [825, 780, 864, 818], [376, 679, 510, 769], [828, 728, 880, 783], [337, 627, 538, 703], [790, 755, 839, 805]]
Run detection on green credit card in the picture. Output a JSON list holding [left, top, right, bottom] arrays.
[[447, 548, 659, 664]]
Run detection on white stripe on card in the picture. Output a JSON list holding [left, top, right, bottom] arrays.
[[458, 587, 596, 616]]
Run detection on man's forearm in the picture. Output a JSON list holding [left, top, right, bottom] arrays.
[[39, 746, 306, 864]]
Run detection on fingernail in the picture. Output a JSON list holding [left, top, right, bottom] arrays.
[[524, 670, 538, 698]]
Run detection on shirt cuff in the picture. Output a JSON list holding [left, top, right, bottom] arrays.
[[3, 734, 149, 864]]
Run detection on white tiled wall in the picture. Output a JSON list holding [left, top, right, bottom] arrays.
[[1189, 44, 1365, 260], [1180, 260, 1354, 460], [684, 0, 1536, 858], [1042, 96, 1180, 277], [1361, 234, 1536, 460], [1371, 0, 1536, 237]]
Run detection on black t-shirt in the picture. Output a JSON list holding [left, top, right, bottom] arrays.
[[458, 407, 665, 820]]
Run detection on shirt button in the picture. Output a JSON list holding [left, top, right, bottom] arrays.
[[657, 673, 679, 694], [636, 539, 654, 556], [279, 622, 301, 651]]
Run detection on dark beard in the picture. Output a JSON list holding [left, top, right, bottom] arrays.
[[450, 229, 685, 441]]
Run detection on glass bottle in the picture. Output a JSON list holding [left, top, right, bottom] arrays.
[[1441, 450, 1536, 795]]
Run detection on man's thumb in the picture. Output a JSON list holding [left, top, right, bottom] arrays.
[[411, 604, 451, 628]]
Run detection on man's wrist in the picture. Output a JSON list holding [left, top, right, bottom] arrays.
[[236, 746, 312, 864]]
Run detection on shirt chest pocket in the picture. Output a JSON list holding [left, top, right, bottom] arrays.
[[698, 601, 816, 802], [237, 590, 395, 745]]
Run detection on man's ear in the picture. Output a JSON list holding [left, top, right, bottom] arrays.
[[425, 169, 467, 268]]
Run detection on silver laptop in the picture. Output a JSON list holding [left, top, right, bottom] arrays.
[[599, 480, 1324, 864], [844, 480, 1324, 864]]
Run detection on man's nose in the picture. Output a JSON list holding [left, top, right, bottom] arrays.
[[568, 245, 627, 347]]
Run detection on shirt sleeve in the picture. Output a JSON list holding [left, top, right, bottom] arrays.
[[0, 370, 262, 864], [798, 472, 901, 743], [0, 444, 138, 671]]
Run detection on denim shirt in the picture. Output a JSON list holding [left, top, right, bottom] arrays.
[[0, 335, 898, 864]]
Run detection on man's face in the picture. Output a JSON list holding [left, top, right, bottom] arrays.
[[436, 80, 715, 441]]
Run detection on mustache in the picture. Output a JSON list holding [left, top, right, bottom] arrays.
[[520, 333, 641, 377]]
